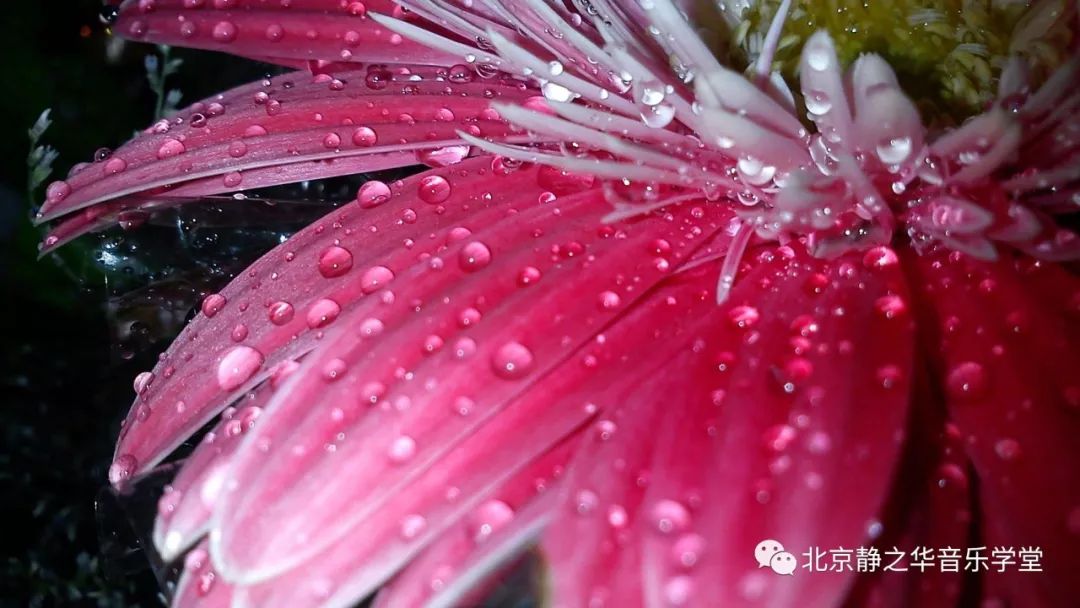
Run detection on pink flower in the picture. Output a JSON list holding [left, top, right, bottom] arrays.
[[39, 1, 1080, 606]]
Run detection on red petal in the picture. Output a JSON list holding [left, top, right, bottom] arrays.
[[38, 67, 531, 225], [843, 381, 973, 607], [113, 0, 454, 65], [208, 182, 731, 581], [548, 245, 915, 607], [108, 158, 574, 480], [907, 248, 1080, 606]]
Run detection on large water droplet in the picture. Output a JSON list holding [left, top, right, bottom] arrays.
[[306, 298, 342, 329], [351, 126, 378, 147], [875, 137, 913, 164], [467, 500, 515, 543], [459, 242, 492, 272], [356, 180, 391, 208], [156, 138, 186, 159], [268, 301, 295, 325], [389, 435, 417, 463], [318, 246, 354, 278], [418, 175, 451, 204], [217, 346, 264, 391], [201, 293, 227, 317], [133, 371, 155, 395], [360, 266, 394, 293], [492, 341, 533, 379]]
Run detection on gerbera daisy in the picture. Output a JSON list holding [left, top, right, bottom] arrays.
[[36, 0, 1080, 606]]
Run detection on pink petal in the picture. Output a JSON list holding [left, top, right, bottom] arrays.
[[113, 0, 454, 65], [226, 412, 583, 607], [374, 491, 557, 608], [153, 380, 280, 561], [645, 245, 914, 607], [172, 540, 235, 607], [208, 181, 733, 581], [39, 67, 532, 225], [376, 263, 741, 608], [908, 248, 1080, 606], [108, 158, 578, 481], [546, 244, 914, 606]]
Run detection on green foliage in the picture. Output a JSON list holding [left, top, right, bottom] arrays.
[[145, 45, 184, 120], [27, 109, 59, 203]]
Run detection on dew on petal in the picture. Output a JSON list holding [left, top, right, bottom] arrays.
[[946, 361, 987, 401], [492, 341, 533, 379], [306, 298, 342, 329], [216, 345, 264, 391], [459, 242, 492, 272], [201, 293, 227, 317], [318, 246, 354, 278]]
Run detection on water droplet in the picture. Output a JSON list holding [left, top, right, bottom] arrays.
[[216, 345, 264, 391], [994, 438, 1021, 461], [357, 180, 391, 208], [598, 291, 621, 310], [762, 424, 797, 452], [418, 175, 451, 204], [664, 576, 693, 605], [306, 298, 342, 329], [804, 89, 832, 115], [468, 500, 515, 543], [946, 362, 987, 401], [727, 305, 759, 329], [862, 246, 899, 269], [417, 145, 470, 168], [492, 341, 533, 379], [671, 533, 706, 569], [517, 266, 542, 286], [230, 324, 248, 342], [268, 301, 295, 325], [156, 138, 186, 159], [45, 180, 72, 203], [322, 358, 348, 382], [322, 132, 342, 149], [318, 246, 354, 278], [133, 371, 155, 395], [351, 126, 378, 147], [389, 435, 417, 463], [399, 514, 427, 539], [458, 308, 481, 327], [201, 293, 227, 317], [360, 266, 394, 293], [650, 499, 690, 534], [574, 489, 598, 515], [874, 295, 906, 319], [109, 454, 139, 484], [875, 137, 913, 164], [459, 242, 492, 272], [806, 44, 832, 71], [104, 157, 128, 174], [211, 20, 238, 42]]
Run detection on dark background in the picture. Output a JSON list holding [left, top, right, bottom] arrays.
[[0, 2, 290, 605]]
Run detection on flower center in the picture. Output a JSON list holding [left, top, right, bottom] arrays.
[[726, 0, 1074, 123]]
